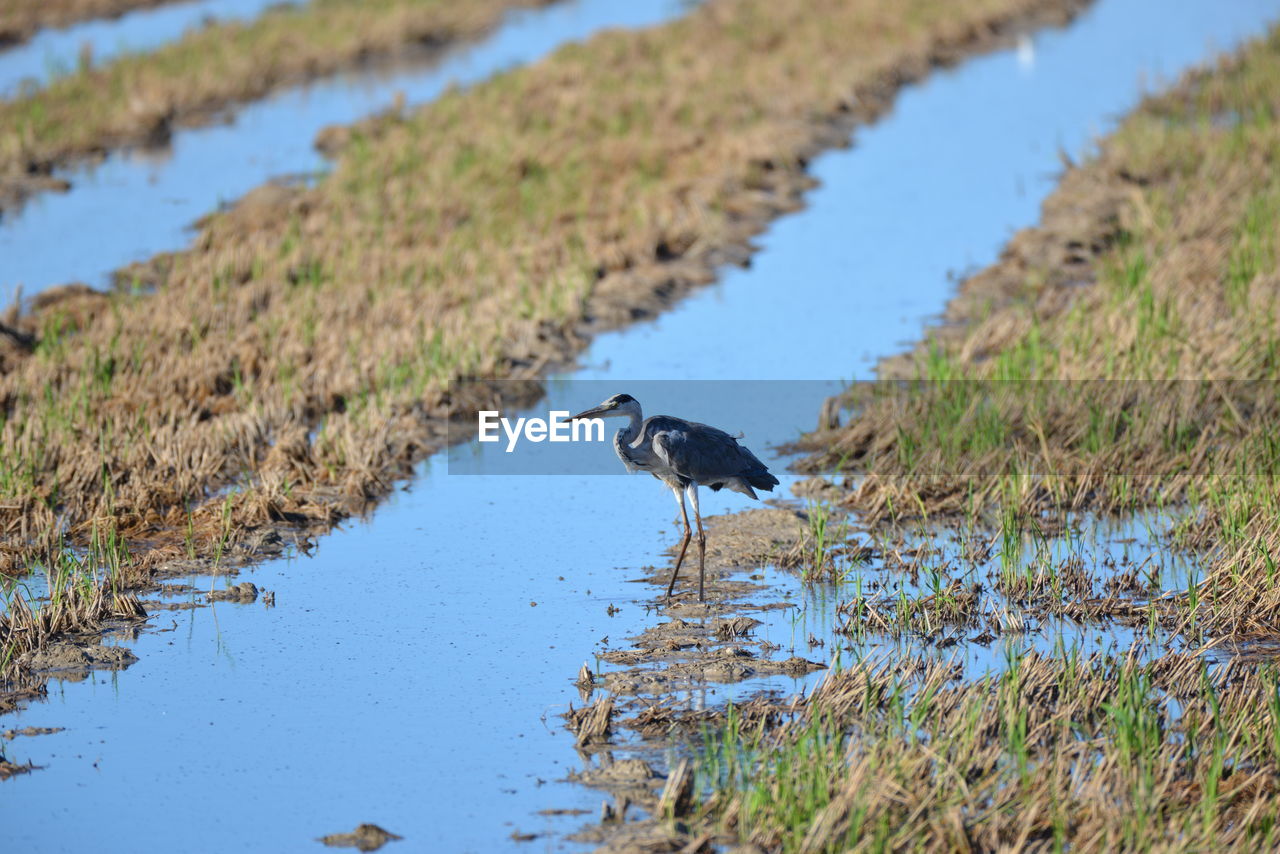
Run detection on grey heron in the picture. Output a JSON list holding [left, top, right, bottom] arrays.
[[569, 393, 779, 602]]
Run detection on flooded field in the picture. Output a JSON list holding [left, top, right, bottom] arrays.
[[0, 0, 693, 303], [4, 0, 1280, 850]]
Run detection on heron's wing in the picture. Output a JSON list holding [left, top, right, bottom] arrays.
[[648, 416, 776, 486]]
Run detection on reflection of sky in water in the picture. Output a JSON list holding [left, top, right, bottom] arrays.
[[6, 0, 1280, 851], [0, 0, 302, 98], [0, 0, 696, 303]]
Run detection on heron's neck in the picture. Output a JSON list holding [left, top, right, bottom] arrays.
[[617, 405, 643, 444]]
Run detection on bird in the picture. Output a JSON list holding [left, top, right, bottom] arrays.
[[569, 393, 779, 602]]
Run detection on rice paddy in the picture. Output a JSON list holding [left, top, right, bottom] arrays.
[[4, 0, 1280, 850], [0, 0, 552, 210]]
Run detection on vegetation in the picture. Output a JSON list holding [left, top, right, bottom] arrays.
[[686, 651, 1280, 851], [0, 529, 146, 679], [0, 0, 551, 209]]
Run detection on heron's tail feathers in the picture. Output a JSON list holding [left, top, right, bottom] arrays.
[[721, 470, 778, 499], [748, 470, 780, 493]]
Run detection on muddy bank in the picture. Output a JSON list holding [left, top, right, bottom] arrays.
[[579, 509, 827, 697], [0, 0, 553, 213], [0, 0, 174, 47], [584, 640, 1280, 851]]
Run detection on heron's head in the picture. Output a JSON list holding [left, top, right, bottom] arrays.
[[569, 393, 640, 421]]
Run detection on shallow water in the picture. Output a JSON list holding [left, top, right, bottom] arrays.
[[0, 0, 302, 98], [0, 0, 693, 304], [683, 512, 1200, 708], [6, 0, 1280, 851]]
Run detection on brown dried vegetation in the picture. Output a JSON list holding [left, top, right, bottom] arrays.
[[678, 651, 1280, 852], [0, 0, 553, 210]]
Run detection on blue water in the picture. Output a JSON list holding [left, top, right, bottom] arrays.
[[4, 0, 1280, 852], [0, 0, 303, 99]]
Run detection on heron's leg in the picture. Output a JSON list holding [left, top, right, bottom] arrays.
[[666, 487, 692, 598], [687, 484, 706, 602]]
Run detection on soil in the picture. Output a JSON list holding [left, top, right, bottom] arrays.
[[317, 823, 403, 852], [0, 753, 37, 780], [17, 639, 139, 682], [208, 581, 261, 603]]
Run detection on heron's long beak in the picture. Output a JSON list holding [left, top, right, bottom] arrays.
[[569, 404, 611, 421]]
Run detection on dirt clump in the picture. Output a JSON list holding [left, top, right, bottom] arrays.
[[18, 640, 138, 681], [566, 695, 615, 747], [0, 753, 38, 780], [571, 758, 661, 790], [317, 823, 402, 852], [209, 581, 260, 603], [3, 726, 63, 739]]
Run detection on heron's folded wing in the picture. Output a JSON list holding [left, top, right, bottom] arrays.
[[652, 426, 751, 483]]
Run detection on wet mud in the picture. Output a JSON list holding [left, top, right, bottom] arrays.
[[18, 638, 139, 681], [555, 504, 828, 848], [318, 823, 403, 852]]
